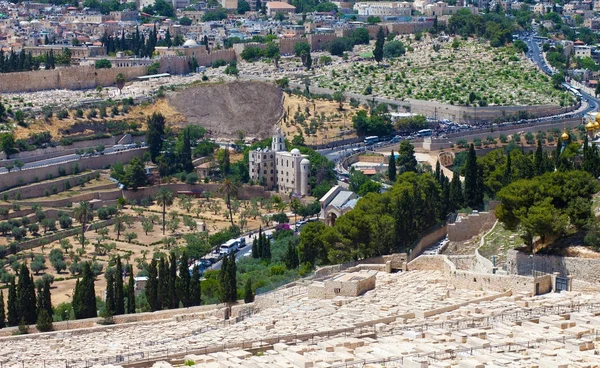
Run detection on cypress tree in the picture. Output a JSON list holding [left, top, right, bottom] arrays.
[[388, 150, 397, 182], [435, 160, 441, 183], [534, 139, 544, 176], [71, 279, 80, 321], [169, 252, 179, 309], [374, 27, 385, 63], [127, 265, 136, 314], [40, 279, 52, 318], [178, 251, 191, 307], [503, 151, 512, 185], [146, 259, 159, 312], [114, 256, 124, 315], [17, 263, 37, 325], [252, 238, 259, 259], [227, 253, 237, 303], [244, 279, 254, 303], [263, 234, 271, 260], [7, 279, 17, 326], [0, 290, 5, 328], [463, 144, 481, 209], [190, 265, 201, 307], [554, 136, 562, 169], [181, 127, 193, 173], [220, 255, 229, 303], [104, 272, 115, 317], [75, 262, 97, 319], [36, 309, 53, 332], [158, 257, 169, 310], [441, 174, 451, 216], [449, 171, 463, 211]]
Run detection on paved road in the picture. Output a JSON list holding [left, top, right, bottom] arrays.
[[209, 228, 276, 271]]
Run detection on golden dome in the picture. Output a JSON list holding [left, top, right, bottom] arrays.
[[594, 120, 600, 130], [595, 112, 600, 123], [561, 130, 570, 141], [586, 121, 595, 131]]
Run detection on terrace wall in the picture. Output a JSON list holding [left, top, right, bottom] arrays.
[[506, 249, 600, 283]]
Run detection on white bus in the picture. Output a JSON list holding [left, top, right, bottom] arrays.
[[364, 136, 379, 145], [416, 129, 433, 137], [219, 239, 239, 256]]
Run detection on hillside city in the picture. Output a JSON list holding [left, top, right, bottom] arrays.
[[3, 0, 600, 366]]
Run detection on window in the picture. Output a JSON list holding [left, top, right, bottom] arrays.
[[292, 161, 294, 168], [263, 155, 266, 159], [334, 288, 340, 294], [286, 161, 289, 167], [263, 170, 267, 174], [270, 177, 273, 181], [270, 170, 273, 174]]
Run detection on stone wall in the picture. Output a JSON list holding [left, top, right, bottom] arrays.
[[0, 65, 148, 93], [506, 249, 600, 283], [409, 224, 448, 261], [195, 49, 236, 66], [0, 148, 145, 192], [0, 172, 105, 200], [122, 183, 269, 202], [387, 21, 434, 34], [447, 255, 474, 270], [408, 99, 579, 123], [447, 211, 496, 242]]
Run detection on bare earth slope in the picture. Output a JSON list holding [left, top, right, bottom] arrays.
[[168, 81, 283, 139]]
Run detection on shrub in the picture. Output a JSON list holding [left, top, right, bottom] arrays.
[[56, 110, 69, 119]]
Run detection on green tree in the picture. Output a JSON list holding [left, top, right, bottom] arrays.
[[0, 290, 5, 328], [95, 59, 112, 69], [219, 179, 239, 227], [74, 201, 93, 248], [156, 188, 174, 235], [72, 262, 97, 319], [178, 251, 191, 307], [146, 112, 166, 163], [104, 272, 115, 318], [114, 256, 124, 315], [396, 141, 417, 173], [237, 0, 250, 13], [244, 279, 254, 303], [333, 91, 345, 110], [146, 259, 159, 311], [16, 263, 37, 325], [463, 144, 482, 209], [7, 279, 17, 326], [373, 27, 385, 63], [123, 157, 148, 190], [298, 222, 326, 267], [180, 127, 194, 173], [115, 73, 126, 94], [190, 264, 201, 306], [127, 265, 136, 314]]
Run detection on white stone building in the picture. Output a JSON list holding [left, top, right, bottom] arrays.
[[249, 128, 310, 196], [353, 1, 412, 16]]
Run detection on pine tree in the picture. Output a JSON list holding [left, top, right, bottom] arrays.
[[227, 253, 237, 303], [178, 251, 191, 307], [0, 290, 5, 328], [190, 265, 201, 307], [17, 263, 36, 325], [169, 252, 179, 309], [244, 279, 254, 303], [449, 170, 463, 212], [104, 272, 115, 317], [7, 279, 18, 326], [114, 256, 124, 315], [463, 144, 482, 209], [388, 150, 397, 182], [127, 266, 136, 314], [158, 257, 169, 310], [374, 27, 385, 63], [146, 259, 159, 312]]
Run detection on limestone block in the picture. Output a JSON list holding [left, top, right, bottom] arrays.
[[457, 359, 484, 368], [151, 362, 174, 368], [538, 359, 569, 368], [402, 357, 429, 368], [274, 343, 289, 352]]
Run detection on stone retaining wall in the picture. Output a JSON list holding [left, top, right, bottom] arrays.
[[447, 211, 496, 242], [409, 224, 447, 261], [506, 249, 600, 283], [0, 148, 145, 192], [0, 171, 104, 200], [122, 183, 269, 202]]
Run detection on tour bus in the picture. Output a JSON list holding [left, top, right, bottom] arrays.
[[219, 239, 239, 256], [416, 129, 433, 137], [364, 136, 379, 145]]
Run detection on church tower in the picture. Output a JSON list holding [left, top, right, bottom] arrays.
[[272, 126, 286, 152]]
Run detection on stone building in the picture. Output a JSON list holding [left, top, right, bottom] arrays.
[[320, 185, 358, 226], [353, 1, 412, 16], [249, 128, 310, 196], [308, 271, 377, 299]]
